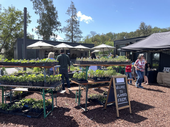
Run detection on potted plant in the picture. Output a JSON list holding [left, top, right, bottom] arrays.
[[36, 74, 44, 86], [77, 72, 87, 83], [0, 103, 8, 112], [73, 72, 79, 81]]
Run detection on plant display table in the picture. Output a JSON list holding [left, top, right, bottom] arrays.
[[0, 64, 60, 118], [72, 63, 131, 111], [71, 79, 110, 111]]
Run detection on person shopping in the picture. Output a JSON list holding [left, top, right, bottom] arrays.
[[144, 63, 151, 85], [134, 54, 146, 88], [57, 49, 71, 92], [125, 64, 132, 85], [47, 52, 55, 75]]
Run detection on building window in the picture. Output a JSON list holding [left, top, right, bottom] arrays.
[[152, 53, 160, 69]]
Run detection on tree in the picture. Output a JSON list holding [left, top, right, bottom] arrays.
[[31, 0, 61, 40], [139, 22, 152, 36], [63, 1, 82, 43], [0, 6, 31, 59]]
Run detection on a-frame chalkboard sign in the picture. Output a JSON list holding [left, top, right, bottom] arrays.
[[105, 75, 132, 117]]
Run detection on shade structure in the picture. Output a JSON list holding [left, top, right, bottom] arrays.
[[92, 50, 100, 53], [92, 44, 115, 51], [27, 41, 54, 49], [54, 43, 73, 50], [121, 31, 170, 51], [73, 45, 90, 51]]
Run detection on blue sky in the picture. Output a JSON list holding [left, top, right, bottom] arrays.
[[1, 0, 170, 41]]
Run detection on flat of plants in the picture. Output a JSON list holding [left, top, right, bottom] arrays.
[[0, 58, 58, 66], [75, 56, 131, 65], [0, 73, 62, 87], [0, 98, 52, 118]]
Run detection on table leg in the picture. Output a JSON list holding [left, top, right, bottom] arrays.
[[51, 91, 54, 110], [42, 88, 46, 118], [2, 86, 4, 104], [10, 89, 12, 103], [85, 85, 88, 111], [78, 85, 81, 105], [44, 68, 46, 83], [85, 66, 89, 80]]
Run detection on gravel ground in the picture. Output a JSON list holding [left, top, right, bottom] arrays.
[[0, 82, 170, 127]]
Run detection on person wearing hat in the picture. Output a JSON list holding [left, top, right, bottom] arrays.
[[57, 49, 71, 92], [134, 54, 146, 88]]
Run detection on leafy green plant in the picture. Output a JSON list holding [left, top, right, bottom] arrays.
[[0, 103, 8, 110], [88, 69, 95, 78], [78, 72, 86, 80], [73, 72, 79, 79]]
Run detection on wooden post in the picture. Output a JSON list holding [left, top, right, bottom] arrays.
[[113, 78, 119, 117]]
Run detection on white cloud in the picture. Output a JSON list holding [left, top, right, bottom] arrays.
[[32, 27, 38, 32], [77, 11, 93, 24]]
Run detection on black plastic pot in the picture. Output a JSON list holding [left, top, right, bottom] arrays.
[[37, 81, 44, 86]]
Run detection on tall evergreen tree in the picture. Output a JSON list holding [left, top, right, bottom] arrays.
[[31, 0, 61, 40], [63, 1, 82, 43]]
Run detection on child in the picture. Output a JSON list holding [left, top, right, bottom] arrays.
[[125, 64, 132, 85]]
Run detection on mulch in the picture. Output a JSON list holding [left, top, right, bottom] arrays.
[[0, 82, 170, 127]]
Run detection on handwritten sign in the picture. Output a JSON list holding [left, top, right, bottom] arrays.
[[115, 78, 129, 108], [105, 75, 132, 117]]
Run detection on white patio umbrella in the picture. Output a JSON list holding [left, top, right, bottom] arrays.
[[73, 45, 90, 51], [27, 41, 54, 49], [92, 44, 115, 55], [54, 43, 73, 50], [92, 50, 100, 53], [92, 44, 115, 51]]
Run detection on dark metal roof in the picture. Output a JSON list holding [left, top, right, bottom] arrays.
[[17, 38, 94, 48], [114, 36, 148, 45]]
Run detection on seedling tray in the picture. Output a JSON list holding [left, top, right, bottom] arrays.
[[25, 111, 43, 118]]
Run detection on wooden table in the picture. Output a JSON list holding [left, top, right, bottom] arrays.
[[71, 80, 111, 111]]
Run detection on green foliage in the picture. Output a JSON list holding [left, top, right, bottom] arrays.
[[73, 72, 86, 80], [0, 6, 31, 59], [88, 69, 119, 78], [33, 67, 42, 73], [0, 73, 62, 84], [63, 1, 82, 42], [88, 69, 95, 78], [76, 56, 130, 62], [88, 94, 107, 104], [73, 72, 79, 79], [31, 0, 61, 40], [81, 22, 170, 46], [1, 58, 57, 63], [70, 65, 80, 71], [0, 103, 8, 110]]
